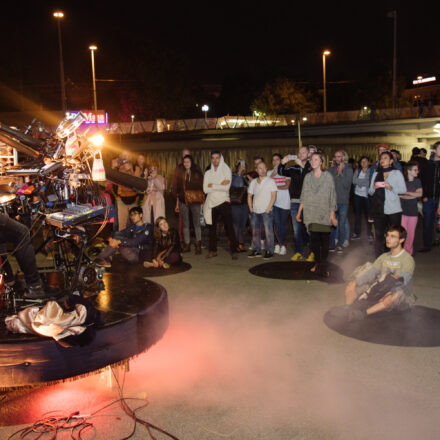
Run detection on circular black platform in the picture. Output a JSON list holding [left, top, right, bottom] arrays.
[[249, 261, 344, 284], [109, 259, 192, 278], [324, 305, 440, 347], [0, 273, 169, 389]]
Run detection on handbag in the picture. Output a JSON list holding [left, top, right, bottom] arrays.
[[183, 172, 204, 204], [229, 185, 248, 205]]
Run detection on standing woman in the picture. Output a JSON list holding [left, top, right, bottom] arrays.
[[369, 151, 406, 257], [399, 161, 422, 255], [296, 152, 337, 277], [352, 156, 372, 240], [175, 154, 204, 254], [142, 163, 166, 225], [134, 154, 147, 177], [230, 159, 250, 252]]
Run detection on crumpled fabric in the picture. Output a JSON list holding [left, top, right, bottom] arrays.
[[5, 301, 87, 341]]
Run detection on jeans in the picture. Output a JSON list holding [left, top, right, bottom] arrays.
[[273, 206, 290, 245], [422, 198, 438, 249], [250, 212, 274, 253], [373, 212, 402, 257], [208, 202, 237, 253], [231, 203, 249, 244], [290, 202, 305, 254], [0, 214, 41, 286], [179, 201, 202, 244], [98, 245, 141, 263], [353, 194, 372, 236], [330, 203, 349, 248]]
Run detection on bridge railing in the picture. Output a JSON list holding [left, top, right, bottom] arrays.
[[106, 105, 440, 135]]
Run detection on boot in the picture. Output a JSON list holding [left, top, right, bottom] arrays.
[[182, 243, 191, 253], [195, 241, 202, 255]]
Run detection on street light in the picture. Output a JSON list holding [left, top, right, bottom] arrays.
[[201, 104, 209, 122], [53, 11, 67, 113], [322, 50, 331, 113], [89, 45, 98, 123]]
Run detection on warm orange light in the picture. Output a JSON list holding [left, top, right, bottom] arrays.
[[53, 11, 64, 18], [323, 50, 331, 56], [89, 45, 98, 51]]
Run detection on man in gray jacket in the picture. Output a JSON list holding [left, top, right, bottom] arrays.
[[329, 150, 353, 252]]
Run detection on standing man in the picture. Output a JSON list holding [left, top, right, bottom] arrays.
[[278, 145, 311, 260], [329, 150, 353, 252], [419, 141, 440, 252], [203, 151, 238, 260], [248, 161, 278, 259]]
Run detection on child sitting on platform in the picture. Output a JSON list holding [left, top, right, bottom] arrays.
[[95, 207, 153, 267], [143, 217, 182, 269]]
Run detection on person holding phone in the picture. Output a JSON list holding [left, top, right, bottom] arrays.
[[369, 151, 406, 257]]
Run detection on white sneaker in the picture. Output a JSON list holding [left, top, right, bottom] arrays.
[[274, 244, 280, 254], [342, 240, 350, 248], [279, 245, 287, 255]]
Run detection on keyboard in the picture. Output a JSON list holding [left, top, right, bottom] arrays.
[[45, 204, 112, 228]]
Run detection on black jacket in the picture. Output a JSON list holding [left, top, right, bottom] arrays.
[[420, 158, 440, 199], [113, 223, 153, 250], [278, 161, 311, 200]]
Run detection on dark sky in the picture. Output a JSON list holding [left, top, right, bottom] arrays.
[[1, 1, 439, 109]]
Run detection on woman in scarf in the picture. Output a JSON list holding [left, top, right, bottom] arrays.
[[143, 217, 182, 269], [369, 151, 406, 257], [142, 163, 166, 224]]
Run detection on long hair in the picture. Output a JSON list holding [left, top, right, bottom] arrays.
[[357, 156, 370, 170], [311, 152, 327, 171], [153, 216, 169, 241], [403, 160, 419, 181]]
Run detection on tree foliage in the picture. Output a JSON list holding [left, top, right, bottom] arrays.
[[251, 77, 318, 115]]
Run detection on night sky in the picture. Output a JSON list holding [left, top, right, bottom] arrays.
[[1, 0, 439, 116]]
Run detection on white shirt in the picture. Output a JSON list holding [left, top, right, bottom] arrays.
[[248, 176, 278, 213], [267, 169, 291, 210]]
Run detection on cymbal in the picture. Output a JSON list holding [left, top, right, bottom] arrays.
[[0, 193, 16, 204]]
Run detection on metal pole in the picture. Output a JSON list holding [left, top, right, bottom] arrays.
[[392, 10, 397, 110], [323, 54, 327, 113], [56, 20, 67, 113], [90, 50, 98, 122], [297, 118, 302, 148]]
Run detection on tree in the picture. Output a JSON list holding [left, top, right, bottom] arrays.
[[251, 77, 318, 115]]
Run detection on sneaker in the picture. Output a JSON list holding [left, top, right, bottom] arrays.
[[351, 234, 360, 240], [329, 247, 336, 253], [342, 240, 350, 248], [248, 250, 262, 258], [290, 252, 303, 261], [24, 284, 48, 299], [279, 245, 287, 255], [95, 258, 111, 268], [368, 235, 374, 242], [306, 252, 315, 262], [263, 251, 274, 259], [274, 244, 280, 254], [336, 246, 343, 253]]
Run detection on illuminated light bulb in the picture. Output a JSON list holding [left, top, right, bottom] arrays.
[[89, 134, 105, 148]]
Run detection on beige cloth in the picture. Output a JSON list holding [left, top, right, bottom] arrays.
[[203, 155, 232, 225], [142, 175, 166, 223], [5, 301, 87, 341]]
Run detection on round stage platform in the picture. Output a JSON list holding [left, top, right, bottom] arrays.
[[110, 258, 192, 278], [0, 272, 169, 389]]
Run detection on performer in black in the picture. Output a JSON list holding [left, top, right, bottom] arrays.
[[0, 213, 46, 299]]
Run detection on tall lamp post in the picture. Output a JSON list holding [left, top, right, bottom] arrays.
[[322, 50, 331, 114], [201, 104, 209, 122], [53, 11, 67, 113], [387, 10, 397, 109], [89, 45, 98, 123]]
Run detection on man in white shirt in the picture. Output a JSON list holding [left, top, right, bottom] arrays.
[[268, 153, 291, 255], [248, 161, 278, 259], [203, 151, 238, 260]]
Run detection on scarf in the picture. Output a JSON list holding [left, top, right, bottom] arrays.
[[370, 166, 393, 217]]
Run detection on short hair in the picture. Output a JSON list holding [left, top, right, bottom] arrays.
[[211, 150, 221, 157], [411, 147, 420, 155], [432, 141, 440, 151], [253, 155, 264, 163], [387, 225, 407, 243], [358, 156, 370, 168], [420, 147, 427, 154], [336, 150, 348, 162], [390, 149, 400, 155], [129, 206, 143, 216], [272, 153, 282, 160]]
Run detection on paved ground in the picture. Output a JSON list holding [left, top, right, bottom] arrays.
[[1, 230, 439, 439]]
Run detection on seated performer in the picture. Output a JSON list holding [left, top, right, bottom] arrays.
[[0, 213, 47, 299], [94, 207, 153, 267], [143, 217, 182, 269], [344, 225, 415, 321]]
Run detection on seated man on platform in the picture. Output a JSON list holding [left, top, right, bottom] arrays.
[[95, 207, 152, 267], [0, 213, 47, 299], [344, 225, 415, 321]]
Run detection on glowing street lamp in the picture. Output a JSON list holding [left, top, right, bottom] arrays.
[[201, 104, 209, 122], [53, 11, 67, 113], [89, 45, 98, 123], [322, 50, 331, 113]]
